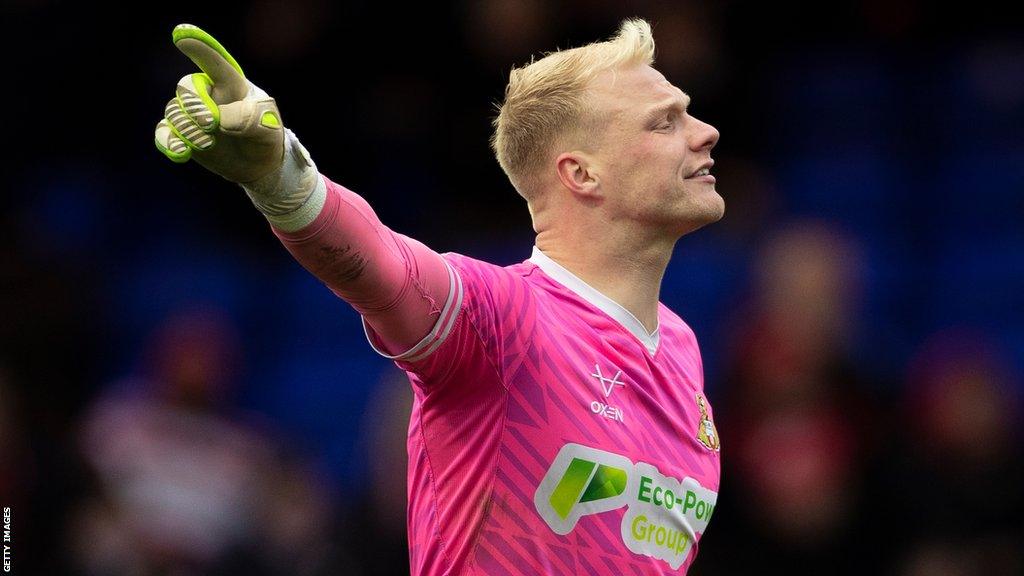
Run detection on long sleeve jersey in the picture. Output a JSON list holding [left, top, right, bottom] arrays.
[[273, 175, 721, 575]]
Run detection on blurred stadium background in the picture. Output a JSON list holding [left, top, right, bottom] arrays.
[[3, 1, 1023, 574]]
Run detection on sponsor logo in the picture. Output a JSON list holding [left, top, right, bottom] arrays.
[[535, 445, 632, 535], [535, 444, 717, 569]]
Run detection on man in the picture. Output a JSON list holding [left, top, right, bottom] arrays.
[[155, 18, 722, 574]]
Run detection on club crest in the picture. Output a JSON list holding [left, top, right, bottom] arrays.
[[695, 393, 720, 452]]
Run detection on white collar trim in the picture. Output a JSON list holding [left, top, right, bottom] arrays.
[[528, 246, 660, 355]]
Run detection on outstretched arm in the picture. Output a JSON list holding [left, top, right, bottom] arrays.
[[272, 174, 454, 357], [154, 24, 451, 357]]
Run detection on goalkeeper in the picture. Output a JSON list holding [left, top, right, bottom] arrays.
[[156, 20, 723, 575]]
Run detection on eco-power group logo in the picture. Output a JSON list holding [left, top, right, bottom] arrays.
[[535, 444, 717, 570]]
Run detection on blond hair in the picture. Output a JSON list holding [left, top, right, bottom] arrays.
[[490, 18, 656, 200]]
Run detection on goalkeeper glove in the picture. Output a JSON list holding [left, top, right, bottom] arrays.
[[154, 24, 324, 231]]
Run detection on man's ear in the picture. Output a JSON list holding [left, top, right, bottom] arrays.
[[555, 152, 602, 199]]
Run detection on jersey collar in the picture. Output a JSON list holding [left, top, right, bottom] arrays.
[[528, 246, 660, 355]]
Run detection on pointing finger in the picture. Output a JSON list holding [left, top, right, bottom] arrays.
[[172, 24, 248, 104]]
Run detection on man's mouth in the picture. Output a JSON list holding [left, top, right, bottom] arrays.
[[685, 160, 715, 182], [685, 160, 714, 179]]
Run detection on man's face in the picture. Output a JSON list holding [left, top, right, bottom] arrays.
[[585, 64, 723, 236]]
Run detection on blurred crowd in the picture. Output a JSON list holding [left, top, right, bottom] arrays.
[[3, 1, 1023, 574]]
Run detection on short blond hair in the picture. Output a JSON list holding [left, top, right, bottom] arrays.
[[490, 18, 656, 200]]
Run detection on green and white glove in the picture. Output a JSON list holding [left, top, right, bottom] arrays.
[[155, 24, 325, 231]]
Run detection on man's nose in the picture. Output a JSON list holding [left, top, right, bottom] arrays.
[[689, 116, 720, 151]]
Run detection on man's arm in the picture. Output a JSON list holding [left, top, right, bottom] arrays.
[[154, 24, 451, 357], [271, 171, 454, 357]]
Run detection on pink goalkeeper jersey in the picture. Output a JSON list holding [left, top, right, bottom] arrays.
[[362, 246, 722, 575]]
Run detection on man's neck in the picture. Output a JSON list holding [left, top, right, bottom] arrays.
[[534, 226, 674, 334]]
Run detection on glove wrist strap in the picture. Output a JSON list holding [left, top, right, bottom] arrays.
[[241, 129, 326, 232]]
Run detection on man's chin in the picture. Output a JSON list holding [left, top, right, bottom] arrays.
[[694, 189, 725, 219], [709, 193, 726, 221], [674, 196, 724, 236]]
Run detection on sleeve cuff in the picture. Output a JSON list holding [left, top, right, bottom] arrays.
[[361, 258, 464, 363]]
